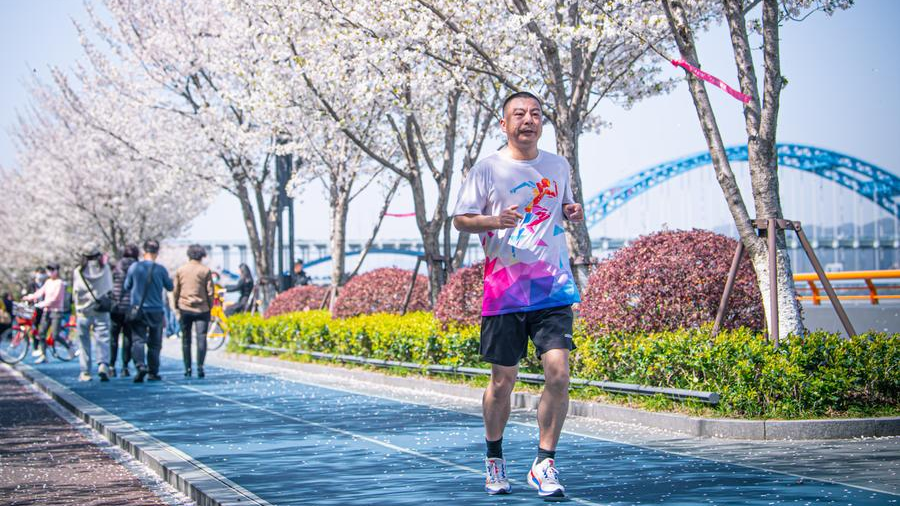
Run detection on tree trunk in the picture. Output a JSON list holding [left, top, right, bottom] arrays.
[[409, 172, 445, 305], [555, 121, 593, 293], [452, 232, 471, 270], [421, 227, 445, 305], [329, 188, 350, 308], [662, 0, 803, 340], [234, 181, 268, 279]]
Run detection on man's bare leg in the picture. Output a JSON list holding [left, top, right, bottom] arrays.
[[537, 348, 570, 451], [483, 363, 518, 441]]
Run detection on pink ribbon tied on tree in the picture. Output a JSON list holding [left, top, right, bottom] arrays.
[[671, 59, 752, 104]]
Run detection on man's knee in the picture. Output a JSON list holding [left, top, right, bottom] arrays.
[[542, 349, 570, 393], [488, 367, 517, 397], [544, 370, 569, 393]]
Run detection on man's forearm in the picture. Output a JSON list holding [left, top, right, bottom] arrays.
[[453, 215, 499, 233]]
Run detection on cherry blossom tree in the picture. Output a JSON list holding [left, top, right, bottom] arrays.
[[76, 0, 303, 279], [243, 0, 501, 302], [405, 0, 697, 290], [1, 75, 212, 278]]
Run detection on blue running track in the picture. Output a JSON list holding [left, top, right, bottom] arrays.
[[29, 357, 897, 505]]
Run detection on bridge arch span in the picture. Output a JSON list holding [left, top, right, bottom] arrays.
[[584, 144, 900, 229]]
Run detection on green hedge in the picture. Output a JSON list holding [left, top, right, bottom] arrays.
[[228, 310, 899, 419]]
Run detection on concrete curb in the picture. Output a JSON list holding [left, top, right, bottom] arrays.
[[225, 352, 900, 441], [9, 363, 272, 506]]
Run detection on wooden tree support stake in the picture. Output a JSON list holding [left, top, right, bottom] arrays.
[[711, 218, 857, 344]]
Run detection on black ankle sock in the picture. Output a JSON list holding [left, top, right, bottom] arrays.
[[537, 447, 556, 462], [486, 438, 503, 459]]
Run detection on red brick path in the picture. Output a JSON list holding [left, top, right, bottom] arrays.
[[0, 366, 171, 506]]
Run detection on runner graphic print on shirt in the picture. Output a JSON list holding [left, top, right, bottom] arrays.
[[453, 150, 580, 316], [509, 177, 558, 250]]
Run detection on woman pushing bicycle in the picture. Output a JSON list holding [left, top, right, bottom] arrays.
[[22, 263, 66, 363]]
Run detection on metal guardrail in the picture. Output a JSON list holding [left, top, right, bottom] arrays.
[[243, 344, 720, 405], [794, 269, 900, 305]]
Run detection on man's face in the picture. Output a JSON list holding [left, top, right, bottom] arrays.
[[500, 97, 543, 146]]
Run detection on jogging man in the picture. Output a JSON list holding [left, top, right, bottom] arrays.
[[453, 91, 584, 499]]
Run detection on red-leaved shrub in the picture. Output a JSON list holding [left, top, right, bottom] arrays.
[[434, 260, 484, 327], [332, 267, 431, 318], [265, 285, 329, 318], [580, 229, 763, 333]]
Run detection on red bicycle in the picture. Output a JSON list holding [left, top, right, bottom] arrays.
[[0, 302, 76, 364]]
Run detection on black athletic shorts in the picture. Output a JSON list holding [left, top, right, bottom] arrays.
[[480, 305, 575, 367]]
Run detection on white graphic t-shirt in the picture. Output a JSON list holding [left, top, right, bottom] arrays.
[[453, 149, 581, 316]]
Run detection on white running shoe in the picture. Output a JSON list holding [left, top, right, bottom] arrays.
[[79, 372, 92, 382], [484, 457, 511, 495], [527, 457, 565, 498], [31, 349, 42, 357], [34, 355, 47, 364]]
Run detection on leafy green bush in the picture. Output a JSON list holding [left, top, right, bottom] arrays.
[[230, 310, 481, 367], [572, 327, 899, 418], [228, 311, 898, 419]]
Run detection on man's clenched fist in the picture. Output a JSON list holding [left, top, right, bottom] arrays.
[[496, 205, 524, 229], [563, 203, 584, 222]]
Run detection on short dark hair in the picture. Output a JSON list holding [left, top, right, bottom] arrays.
[[143, 239, 160, 254], [187, 244, 207, 261], [502, 91, 542, 118], [123, 244, 140, 259]]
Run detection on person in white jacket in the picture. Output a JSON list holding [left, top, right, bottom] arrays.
[[72, 250, 114, 381]]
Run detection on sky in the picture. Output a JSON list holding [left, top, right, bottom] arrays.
[[2, 1, 899, 258]]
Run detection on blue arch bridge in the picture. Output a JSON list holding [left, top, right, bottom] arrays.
[[179, 144, 900, 276]]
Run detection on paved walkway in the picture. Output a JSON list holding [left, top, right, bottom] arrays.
[[8, 340, 898, 506], [0, 365, 192, 506]]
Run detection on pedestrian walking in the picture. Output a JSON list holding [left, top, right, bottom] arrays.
[[110, 245, 139, 377], [124, 239, 173, 383], [173, 244, 214, 378], [72, 250, 114, 382], [452, 92, 585, 499], [225, 264, 254, 316], [23, 264, 66, 364]]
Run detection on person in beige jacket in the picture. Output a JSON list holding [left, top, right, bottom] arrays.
[[173, 245, 214, 378]]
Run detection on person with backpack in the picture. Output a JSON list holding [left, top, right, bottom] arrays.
[[110, 244, 139, 377], [72, 250, 114, 382]]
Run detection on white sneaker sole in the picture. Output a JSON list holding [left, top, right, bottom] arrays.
[[527, 470, 565, 498], [485, 484, 512, 495]]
